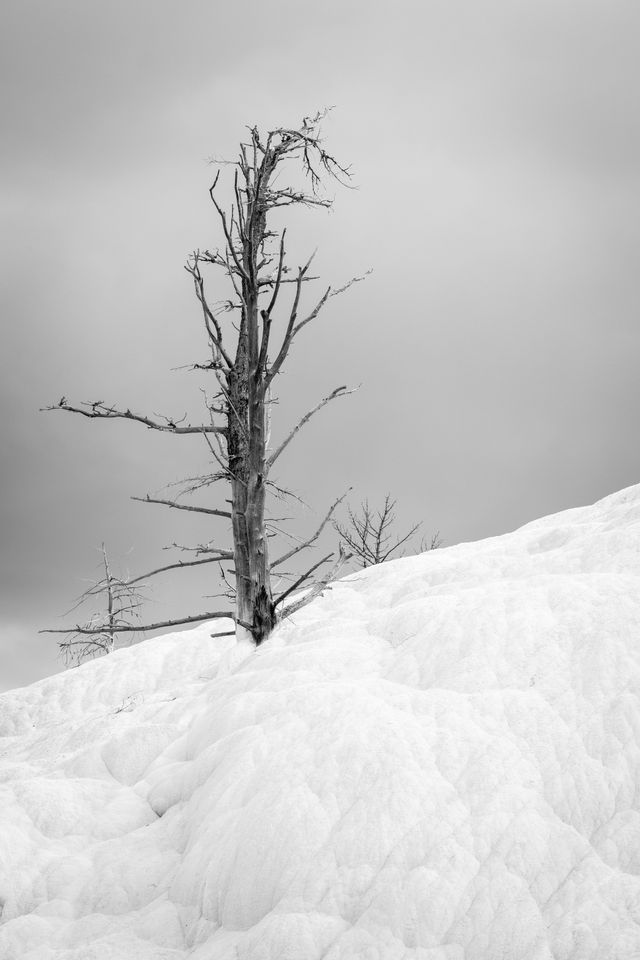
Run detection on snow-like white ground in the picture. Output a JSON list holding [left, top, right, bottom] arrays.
[[2, 485, 640, 959]]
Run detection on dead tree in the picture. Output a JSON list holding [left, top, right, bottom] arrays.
[[55, 544, 146, 664], [420, 531, 443, 552], [334, 495, 430, 568], [42, 113, 363, 647]]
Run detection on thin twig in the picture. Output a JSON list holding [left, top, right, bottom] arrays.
[[272, 489, 350, 568], [267, 387, 357, 470]]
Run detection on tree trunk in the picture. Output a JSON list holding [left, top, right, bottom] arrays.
[[228, 292, 275, 644], [227, 347, 252, 637], [246, 377, 275, 643]]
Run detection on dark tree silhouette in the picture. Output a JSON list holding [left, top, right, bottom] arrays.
[[43, 112, 365, 649]]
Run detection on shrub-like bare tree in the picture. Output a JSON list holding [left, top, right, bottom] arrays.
[[55, 544, 146, 664], [334, 495, 439, 568], [42, 113, 364, 649]]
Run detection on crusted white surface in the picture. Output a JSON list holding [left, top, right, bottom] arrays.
[[2, 485, 640, 958]]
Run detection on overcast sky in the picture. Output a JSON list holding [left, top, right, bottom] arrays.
[[2, 0, 639, 691]]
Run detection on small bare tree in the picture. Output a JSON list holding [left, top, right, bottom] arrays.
[[42, 113, 364, 648], [334, 495, 438, 568], [420, 531, 443, 552], [56, 544, 146, 664]]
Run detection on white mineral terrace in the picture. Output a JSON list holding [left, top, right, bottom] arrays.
[[2, 484, 640, 958]]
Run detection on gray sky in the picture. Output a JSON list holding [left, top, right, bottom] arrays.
[[2, 0, 639, 691]]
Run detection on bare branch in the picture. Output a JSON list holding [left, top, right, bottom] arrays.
[[289, 284, 331, 340], [209, 172, 248, 280], [164, 541, 233, 558], [257, 309, 272, 380], [127, 556, 228, 587], [267, 190, 332, 209], [266, 480, 309, 506], [421, 531, 443, 551], [280, 544, 352, 619], [217, 560, 236, 598], [131, 495, 231, 519], [200, 427, 230, 476], [287, 269, 371, 345], [234, 168, 245, 235], [328, 269, 372, 299], [167, 471, 230, 499], [257, 274, 320, 287], [266, 269, 369, 385], [264, 229, 287, 318], [273, 111, 354, 193], [267, 387, 357, 470], [266, 253, 315, 381], [41, 610, 235, 636], [380, 522, 422, 560], [254, 231, 287, 379], [274, 552, 333, 607], [294, 270, 371, 341], [42, 401, 226, 435], [185, 254, 233, 369], [272, 489, 350, 568], [58, 638, 111, 650]]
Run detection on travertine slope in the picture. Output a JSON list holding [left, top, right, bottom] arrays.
[[2, 484, 640, 958]]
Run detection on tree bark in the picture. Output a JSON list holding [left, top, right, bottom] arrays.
[[228, 155, 278, 644]]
